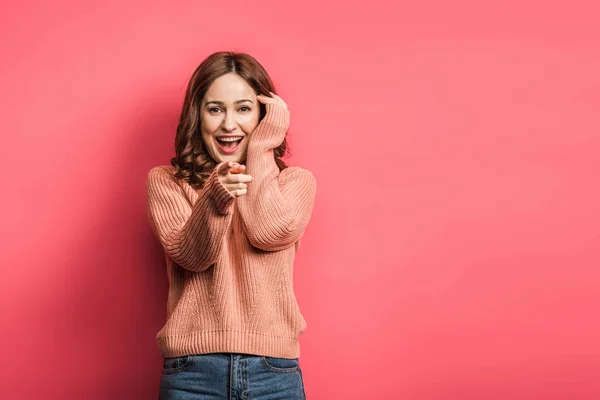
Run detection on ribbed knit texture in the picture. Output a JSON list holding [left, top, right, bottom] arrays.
[[147, 103, 317, 359]]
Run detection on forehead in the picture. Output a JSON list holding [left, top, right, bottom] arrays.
[[204, 73, 255, 102]]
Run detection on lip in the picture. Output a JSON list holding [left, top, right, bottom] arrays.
[[216, 136, 244, 154]]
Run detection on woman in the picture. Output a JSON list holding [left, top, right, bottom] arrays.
[[146, 51, 317, 399]]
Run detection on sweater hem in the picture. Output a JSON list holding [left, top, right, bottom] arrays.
[[157, 329, 301, 359]]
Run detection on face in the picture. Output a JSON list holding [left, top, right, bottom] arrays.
[[200, 73, 260, 164]]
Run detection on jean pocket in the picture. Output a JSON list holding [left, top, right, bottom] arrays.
[[261, 356, 299, 373], [162, 355, 192, 374]]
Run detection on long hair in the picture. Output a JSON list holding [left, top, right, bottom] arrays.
[[170, 51, 289, 189]]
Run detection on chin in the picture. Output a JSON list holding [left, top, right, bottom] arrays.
[[214, 156, 240, 165]]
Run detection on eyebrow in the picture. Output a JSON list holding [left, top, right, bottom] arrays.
[[205, 99, 254, 106]]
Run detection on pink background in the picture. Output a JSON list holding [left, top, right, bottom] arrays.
[[1, 0, 599, 398]]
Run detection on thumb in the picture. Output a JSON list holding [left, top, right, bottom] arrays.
[[217, 161, 233, 175], [229, 163, 245, 173]]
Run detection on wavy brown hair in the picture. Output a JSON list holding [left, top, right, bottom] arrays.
[[170, 51, 290, 190]]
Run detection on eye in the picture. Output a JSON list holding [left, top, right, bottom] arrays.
[[208, 107, 221, 113], [239, 106, 251, 112]]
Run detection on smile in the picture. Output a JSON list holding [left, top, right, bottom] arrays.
[[216, 136, 244, 154]]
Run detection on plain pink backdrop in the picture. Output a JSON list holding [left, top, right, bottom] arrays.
[[1, 0, 599, 399]]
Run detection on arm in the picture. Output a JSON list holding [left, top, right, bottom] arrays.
[[236, 103, 317, 251], [146, 163, 236, 272]]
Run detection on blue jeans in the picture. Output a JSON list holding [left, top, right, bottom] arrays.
[[159, 352, 306, 399]]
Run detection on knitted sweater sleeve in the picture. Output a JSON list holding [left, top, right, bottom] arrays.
[[146, 162, 236, 272], [236, 103, 317, 251]]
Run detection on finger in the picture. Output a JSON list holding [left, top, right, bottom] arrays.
[[268, 92, 282, 105], [234, 188, 247, 197], [229, 164, 245, 174], [224, 182, 247, 193], [230, 165, 247, 175], [269, 91, 282, 102], [217, 161, 233, 175], [268, 92, 288, 110], [269, 91, 286, 106], [226, 173, 253, 183], [256, 93, 276, 104], [239, 174, 253, 183], [233, 163, 246, 173]]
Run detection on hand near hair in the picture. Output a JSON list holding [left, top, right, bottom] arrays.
[[217, 161, 253, 198], [251, 92, 290, 149], [256, 91, 288, 110]]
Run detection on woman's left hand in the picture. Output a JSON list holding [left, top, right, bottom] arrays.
[[250, 91, 290, 148], [257, 91, 288, 110]]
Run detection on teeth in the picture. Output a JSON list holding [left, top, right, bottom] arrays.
[[218, 137, 243, 142]]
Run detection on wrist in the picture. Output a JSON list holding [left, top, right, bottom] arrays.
[[206, 163, 236, 214], [248, 104, 290, 150]]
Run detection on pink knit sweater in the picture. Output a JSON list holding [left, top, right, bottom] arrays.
[[146, 104, 317, 359]]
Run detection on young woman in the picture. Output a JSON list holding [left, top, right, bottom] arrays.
[[147, 51, 317, 399]]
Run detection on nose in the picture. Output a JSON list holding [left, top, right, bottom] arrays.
[[222, 113, 237, 132]]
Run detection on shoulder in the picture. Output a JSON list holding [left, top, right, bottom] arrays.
[[148, 164, 175, 180], [147, 165, 181, 190], [147, 165, 203, 206], [148, 164, 174, 174]]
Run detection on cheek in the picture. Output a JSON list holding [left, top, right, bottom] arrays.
[[241, 122, 259, 133], [200, 130, 216, 150], [200, 117, 219, 137], [240, 114, 260, 131]]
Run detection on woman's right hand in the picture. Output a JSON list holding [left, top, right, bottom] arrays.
[[217, 161, 253, 198]]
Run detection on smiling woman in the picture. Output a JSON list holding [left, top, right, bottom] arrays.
[[170, 52, 290, 190], [200, 73, 259, 163], [146, 51, 316, 400]]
